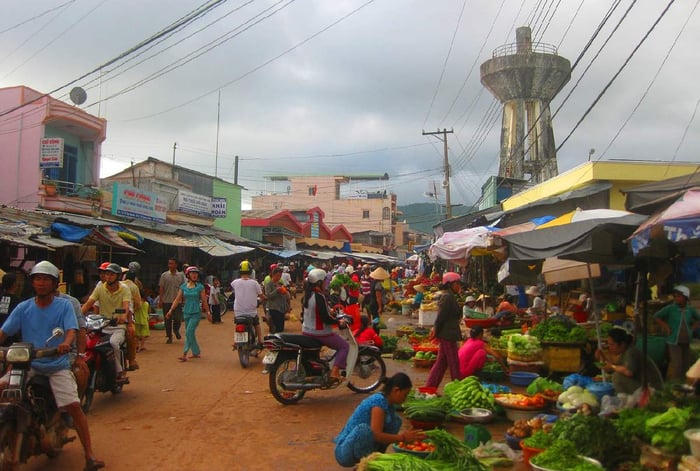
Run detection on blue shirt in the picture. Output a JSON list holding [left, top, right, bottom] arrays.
[[1, 296, 78, 374], [180, 282, 205, 316], [334, 393, 401, 445]]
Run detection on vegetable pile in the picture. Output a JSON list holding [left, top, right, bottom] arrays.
[[507, 334, 542, 358], [529, 317, 589, 343], [526, 377, 564, 398], [402, 396, 451, 424], [443, 376, 495, 411], [357, 429, 487, 470], [557, 385, 599, 410], [529, 440, 603, 470]]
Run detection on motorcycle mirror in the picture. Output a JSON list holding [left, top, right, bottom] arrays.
[[46, 327, 65, 345]]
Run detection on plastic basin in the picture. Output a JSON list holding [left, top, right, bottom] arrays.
[[685, 428, 700, 458], [509, 371, 539, 387]]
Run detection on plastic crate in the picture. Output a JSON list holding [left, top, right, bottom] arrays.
[[419, 310, 437, 327], [542, 345, 581, 372]]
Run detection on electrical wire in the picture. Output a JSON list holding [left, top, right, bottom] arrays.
[[534, 0, 563, 41], [0, 0, 76, 35], [556, 0, 678, 153], [556, 0, 585, 49], [0, 0, 229, 119], [119, 0, 376, 122], [422, 0, 468, 128], [599, 0, 700, 160]]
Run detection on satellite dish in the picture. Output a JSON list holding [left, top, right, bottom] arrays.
[[69, 87, 87, 105]]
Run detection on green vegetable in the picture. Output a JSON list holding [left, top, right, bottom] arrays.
[[530, 318, 589, 343], [522, 430, 554, 449], [358, 452, 434, 471], [530, 440, 603, 470], [526, 377, 564, 395], [613, 407, 654, 442], [424, 429, 487, 470], [507, 334, 541, 356], [645, 407, 691, 454]]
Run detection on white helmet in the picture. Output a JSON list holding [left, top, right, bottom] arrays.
[[30, 261, 60, 280], [128, 261, 141, 273], [307, 268, 327, 285]]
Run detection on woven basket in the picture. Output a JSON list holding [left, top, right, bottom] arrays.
[[413, 358, 436, 368], [507, 351, 543, 362]]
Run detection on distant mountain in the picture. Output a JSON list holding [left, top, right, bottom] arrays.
[[397, 203, 473, 234]]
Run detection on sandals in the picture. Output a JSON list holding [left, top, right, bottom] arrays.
[[85, 457, 105, 471], [328, 376, 344, 386], [189, 354, 201, 359], [177, 356, 188, 362]]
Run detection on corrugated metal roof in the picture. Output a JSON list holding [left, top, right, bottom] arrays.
[[132, 228, 201, 247]]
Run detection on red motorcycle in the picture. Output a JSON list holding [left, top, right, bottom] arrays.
[[81, 313, 129, 413]]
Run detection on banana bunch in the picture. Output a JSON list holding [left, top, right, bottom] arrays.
[[444, 376, 495, 411], [420, 302, 438, 311]]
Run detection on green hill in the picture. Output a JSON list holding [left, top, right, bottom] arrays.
[[397, 203, 473, 234]]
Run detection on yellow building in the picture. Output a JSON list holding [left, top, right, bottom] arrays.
[[501, 160, 698, 215]]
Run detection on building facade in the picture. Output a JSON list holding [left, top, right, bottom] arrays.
[[0, 86, 106, 210], [251, 174, 397, 250]]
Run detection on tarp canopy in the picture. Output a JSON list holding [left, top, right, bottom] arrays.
[[629, 187, 700, 257], [429, 226, 496, 263], [502, 209, 646, 264], [541, 257, 601, 285], [622, 174, 700, 215], [190, 234, 256, 257]]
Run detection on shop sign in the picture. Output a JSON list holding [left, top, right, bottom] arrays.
[[211, 197, 227, 218], [112, 183, 166, 223], [177, 189, 212, 217], [40, 138, 64, 168]]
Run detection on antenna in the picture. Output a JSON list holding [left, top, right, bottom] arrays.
[[69, 87, 87, 106]]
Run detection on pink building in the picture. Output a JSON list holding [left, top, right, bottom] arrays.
[[0, 86, 106, 210]]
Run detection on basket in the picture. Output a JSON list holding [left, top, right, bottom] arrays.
[[413, 358, 436, 368], [507, 351, 543, 362], [464, 318, 499, 328]]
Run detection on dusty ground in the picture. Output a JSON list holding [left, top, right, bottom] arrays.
[[18, 299, 528, 471]]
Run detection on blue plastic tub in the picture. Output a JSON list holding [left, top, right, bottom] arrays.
[[510, 371, 540, 387], [586, 381, 614, 402]]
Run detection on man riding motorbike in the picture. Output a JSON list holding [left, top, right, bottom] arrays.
[[0, 261, 104, 470], [81, 262, 132, 382]]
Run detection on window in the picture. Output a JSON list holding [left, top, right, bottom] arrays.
[[382, 207, 390, 220], [362, 210, 370, 219]]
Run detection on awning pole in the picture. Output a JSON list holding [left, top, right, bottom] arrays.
[[588, 262, 605, 382]]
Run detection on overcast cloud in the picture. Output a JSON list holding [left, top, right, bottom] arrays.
[[2, 0, 699, 209]]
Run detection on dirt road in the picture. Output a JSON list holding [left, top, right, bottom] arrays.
[[15, 307, 433, 471]]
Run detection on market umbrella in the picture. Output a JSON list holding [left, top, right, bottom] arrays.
[[541, 257, 601, 285], [628, 187, 700, 257], [502, 208, 647, 264], [428, 226, 496, 263]]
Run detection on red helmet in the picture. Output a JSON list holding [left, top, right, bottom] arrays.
[[98, 262, 111, 271], [185, 266, 200, 276], [442, 272, 461, 285]]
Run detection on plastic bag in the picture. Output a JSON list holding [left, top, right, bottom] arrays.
[[562, 373, 593, 390]]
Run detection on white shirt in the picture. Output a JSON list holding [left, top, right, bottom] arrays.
[[231, 277, 261, 317]]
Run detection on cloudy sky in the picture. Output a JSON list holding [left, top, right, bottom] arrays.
[[2, 0, 699, 209]]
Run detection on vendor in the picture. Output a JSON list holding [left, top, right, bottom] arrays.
[[596, 326, 664, 395], [494, 294, 518, 321], [653, 285, 700, 381], [334, 373, 425, 467], [411, 284, 425, 311], [527, 297, 546, 323], [462, 295, 481, 317], [458, 326, 508, 378]]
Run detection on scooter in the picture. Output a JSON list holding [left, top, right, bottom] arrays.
[[233, 316, 259, 368], [81, 313, 129, 413], [263, 314, 386, 405], [0, 328, 76, 470]]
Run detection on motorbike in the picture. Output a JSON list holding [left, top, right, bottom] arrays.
[[0, 328, 76, 470], [233, 316, 259, 368], [81, 313, 129, 413], [263, 314, 386, 405]]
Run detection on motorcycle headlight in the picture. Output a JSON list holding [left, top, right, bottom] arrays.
[[6, 346, 31, 363]]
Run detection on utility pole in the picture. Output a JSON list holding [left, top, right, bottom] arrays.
[[422, 128, 454, 218], [215, 90, 221, 178], [171, 142, 177, 179]]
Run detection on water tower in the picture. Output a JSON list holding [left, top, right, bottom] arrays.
[[480, 26, 571, 183]]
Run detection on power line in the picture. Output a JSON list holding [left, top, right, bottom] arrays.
[[556, 0, 678, 153], [119, 0, 376, 122], [0, 0, 229, 119], [0, 0, 76, 35], [422, 0, 468, 128]]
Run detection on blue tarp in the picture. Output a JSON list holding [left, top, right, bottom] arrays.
[[51, 222, 92, 243]]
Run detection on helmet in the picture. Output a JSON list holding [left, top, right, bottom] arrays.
[[674, 285, 690, 299], [239, 260, 252, 274], [465, 295, 476, 303], [269, 263, 277, 271], [442, 272, 461, 284], [307, 268, 327, 285], [185, 266, 200, 276], [128, 261, 141, 273], [98, 262, 111, 271], [104, 263, 122, 274], [30, 261, 59, 280]]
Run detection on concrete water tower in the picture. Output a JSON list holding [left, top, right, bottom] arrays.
[[480, 26, 571, 183]]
